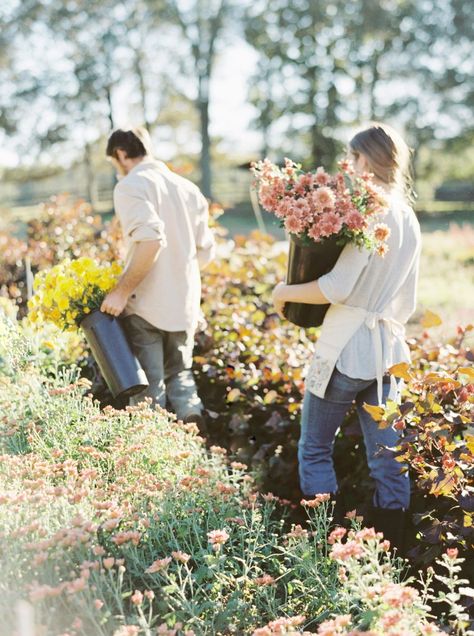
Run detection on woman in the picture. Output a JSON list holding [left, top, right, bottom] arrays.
[[272, 123, 421, 553]]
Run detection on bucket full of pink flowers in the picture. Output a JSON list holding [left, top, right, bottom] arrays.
[[251, 158, 390, 327]]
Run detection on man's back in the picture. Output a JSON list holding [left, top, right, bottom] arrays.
[[113, 158, 215, 332]]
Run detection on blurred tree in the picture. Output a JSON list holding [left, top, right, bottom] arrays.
[[244, 0, 417, 168], [148, 0, 234, 198], [244, 0, 473, 183]]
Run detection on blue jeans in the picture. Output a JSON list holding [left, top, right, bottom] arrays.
[[122, 314, 203, 420], [298, 367, 410, 510]]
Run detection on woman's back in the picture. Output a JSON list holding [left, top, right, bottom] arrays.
[[317, 193, 422, 379]]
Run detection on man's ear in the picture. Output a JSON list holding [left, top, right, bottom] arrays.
[[116, 148, 128, 163]]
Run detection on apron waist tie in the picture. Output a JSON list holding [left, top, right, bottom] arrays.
[[365, 311, 404, 405]]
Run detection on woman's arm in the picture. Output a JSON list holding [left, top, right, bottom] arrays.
[[272, 242, 372, 318], [272, 281, 329, 318]]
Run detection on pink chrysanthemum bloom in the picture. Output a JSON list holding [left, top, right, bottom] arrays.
[[300, 493, 331, 508], [207, 529, 230, 550], [328, 527, 347, 544], [287, 524, 309, 540], [316, 614, 352, 635], [376, 243, 389, 257], [307, 223, 323, 242], [373, 223, 391, 242], [329, 540, 364, 561], [253, 574, 276, 586], [172, 550, 190, 564], [284, 214, 306, 235], [131, 590, 143, 606], [343, 210, 365, 230], [314, 166, 331, 186], [312, 186, 336, 210], [338, 159, 355, 174], [274, 198, 292, 219], [378, 609, 403, 629], [380, 582, 419, 608], [318, 211, 343, 237], [102, 557, 115, 570], [145, 556, 172, 573]]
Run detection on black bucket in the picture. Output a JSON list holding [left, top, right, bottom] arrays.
[[283, 234, 344, 328], [81, 310, 149, 399]]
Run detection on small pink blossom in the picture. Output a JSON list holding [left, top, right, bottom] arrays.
[[207, 529, 230, 551], [145, 556, 172, 573], [381, 582, 419, 608], [330, 540, 364, 561], [253, 574, 276, 586], [312, 186, 336, 211], [287, 524, 309, 540], [131, 590, 143, 606], [328, 527, 347, 544], [373, 223, 391, 242], [301, 493, 331, 508], [317, 211, 343, 237], [343, 210, 365, 230], [314, 166, 331, 185], [284, 214, 306, 235], [317, 614, 351, 635], [172, 550, 191, 564], [103, 557, 115, 570]]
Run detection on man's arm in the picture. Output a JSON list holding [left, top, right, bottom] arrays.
[[101, 240, 162, 317], [195, 193, 216, 269]]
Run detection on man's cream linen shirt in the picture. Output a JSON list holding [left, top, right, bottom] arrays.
[[113, 158, 216, 332]]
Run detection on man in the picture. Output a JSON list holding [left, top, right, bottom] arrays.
[[102, 127, 215, 429]]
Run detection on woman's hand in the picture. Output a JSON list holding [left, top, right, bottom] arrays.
[[272, 282, 288, 320]]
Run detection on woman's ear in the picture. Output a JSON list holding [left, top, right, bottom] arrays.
[[359, 153, 371, 173]]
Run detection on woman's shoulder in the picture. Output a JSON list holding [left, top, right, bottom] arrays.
[[389, 194, 421, 238]]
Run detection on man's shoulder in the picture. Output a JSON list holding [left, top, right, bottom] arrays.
[[158, 163, 203, 197], [114, 165, 157, 195]]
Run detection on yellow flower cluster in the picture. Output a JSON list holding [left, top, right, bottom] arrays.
[[28, 257, 122, 331]]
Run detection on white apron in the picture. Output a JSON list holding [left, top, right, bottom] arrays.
[[305, 303, 406, 405]]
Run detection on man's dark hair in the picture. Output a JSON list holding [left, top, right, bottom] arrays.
[[106, 129, 147, 159]]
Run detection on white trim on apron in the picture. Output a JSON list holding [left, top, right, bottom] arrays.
[[306, 303, 406, 405]]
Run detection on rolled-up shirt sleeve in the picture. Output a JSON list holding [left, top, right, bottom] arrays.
[[318, 243, 371, 304], [195, 193, 216, 268], [114, 181, 167, 246]]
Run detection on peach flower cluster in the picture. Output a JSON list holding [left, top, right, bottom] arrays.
[[251, 158, 390, 255]]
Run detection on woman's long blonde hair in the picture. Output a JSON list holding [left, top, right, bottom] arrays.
[[349, 122, 415, 205]]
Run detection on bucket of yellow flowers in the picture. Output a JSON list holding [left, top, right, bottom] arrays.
[[28, 257, 149, 399]]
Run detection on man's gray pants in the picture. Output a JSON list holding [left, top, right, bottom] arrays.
[[122, 314, 203, 420]]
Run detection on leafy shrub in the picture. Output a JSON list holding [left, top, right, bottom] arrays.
[[0, 195, 121, 314], [372, 326, 474, 577]]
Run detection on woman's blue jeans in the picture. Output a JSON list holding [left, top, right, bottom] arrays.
[[298, 367, 410, 510]]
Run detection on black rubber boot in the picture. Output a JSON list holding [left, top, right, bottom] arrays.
[[371, 506, 407, 557]]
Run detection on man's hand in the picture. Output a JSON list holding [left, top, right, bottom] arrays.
[[100, 287, 129, 317], [272, 282, 288, 320]]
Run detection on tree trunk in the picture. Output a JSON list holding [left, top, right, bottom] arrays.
[[84, 142, 98, 210], [198, 75, 212, 198], [134, 50, 151, 132], [105, 85, 115, 130]]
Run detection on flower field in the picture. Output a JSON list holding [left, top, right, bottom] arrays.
[[1, 313, 472, 635], [0, 197, 473, 634]]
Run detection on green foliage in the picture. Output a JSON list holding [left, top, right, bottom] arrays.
[[377, 328, 474, 569]]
